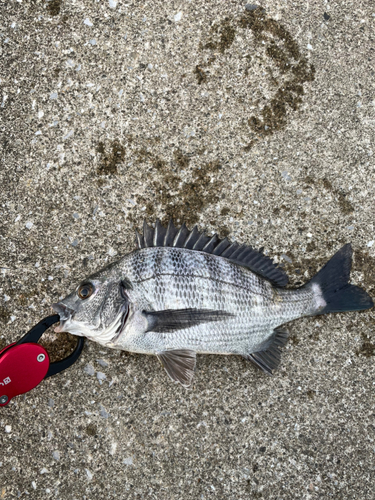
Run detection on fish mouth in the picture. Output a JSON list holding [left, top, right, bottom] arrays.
[[51, 303, 75, 333]]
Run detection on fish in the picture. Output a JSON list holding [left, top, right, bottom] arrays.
[[52, 220, 374, 387]]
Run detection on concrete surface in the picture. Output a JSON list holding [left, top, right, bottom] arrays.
[[1, 0, 374, 498]]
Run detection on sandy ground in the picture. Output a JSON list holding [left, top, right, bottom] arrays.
[[0, 0, 374, 498]]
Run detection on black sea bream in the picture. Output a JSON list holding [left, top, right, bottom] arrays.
[[52, 221, 374, 386]]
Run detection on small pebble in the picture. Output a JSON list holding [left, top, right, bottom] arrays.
[[281, 254, 292, 263], [5, 425, 11, 433], [25, 221, 33, 229], [245, 4, 258, 11], [84, 364, 95, 376], [97, 372, 107, 383], [85, 469, 93, 480], [63, 130, 74, 140], [174, 12, 182, 22], [97, 359, 108, 368], [99, 405, 109, 419], [84, 18, 93, 27], [281, 171, 292, 181], [52, 451, 60, 461]]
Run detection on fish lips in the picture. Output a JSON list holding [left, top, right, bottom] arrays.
[[51, 302, 75, 333]]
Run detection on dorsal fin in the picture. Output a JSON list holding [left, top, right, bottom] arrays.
[[135, 220, 288, 287]]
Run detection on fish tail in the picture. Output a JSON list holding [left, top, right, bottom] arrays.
[[307, 243, 373, 315]]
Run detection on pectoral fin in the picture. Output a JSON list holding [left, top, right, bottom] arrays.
[[143, 308, 233, 333], [156, 349, 196, 387]]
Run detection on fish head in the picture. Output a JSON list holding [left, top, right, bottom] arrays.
[[51, 276, 131, 345]]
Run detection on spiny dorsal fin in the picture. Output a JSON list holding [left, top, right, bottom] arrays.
[[135, 220, 289, 287]]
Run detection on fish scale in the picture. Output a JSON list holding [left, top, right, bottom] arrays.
[[110, 247, 307, 353], [52, 221, 373, 387]]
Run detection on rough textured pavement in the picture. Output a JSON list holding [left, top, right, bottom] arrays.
[[1, 1, 374, 498]]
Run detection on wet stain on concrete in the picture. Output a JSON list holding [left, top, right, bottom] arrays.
[[289, 333, 301, 345], [46, 0, 62, 16], [337, 193, 354, 215], [300, 176, 355, 215], [322, 178, 354, 215], [194, 65, 207, 85], [202, 19, 237, 53], [356, 333, 375, 357], [96, 140, 126, 176], [132, 148, 223, 226], [355, 250, 375, 293], [306, 389, 316, 399], [0, 307, 10, 325], [198, 7, 315, 149], [239, 8, 315, 146], [39, 332, 77, 364], [86, 423, 98, 436]]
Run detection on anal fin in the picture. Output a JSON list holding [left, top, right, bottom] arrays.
[[156, 349, 196, 387], [244, 328, 288, 375]]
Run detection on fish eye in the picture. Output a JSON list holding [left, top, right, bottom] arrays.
[[77, 283, 94, 300]]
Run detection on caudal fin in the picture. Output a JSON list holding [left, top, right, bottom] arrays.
[[308, 244, 373, 314]]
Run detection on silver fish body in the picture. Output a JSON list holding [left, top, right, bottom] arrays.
[[106, 247, 314, 354], [52, 221, 373, 386]]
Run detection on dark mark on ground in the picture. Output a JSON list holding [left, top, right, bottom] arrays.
[[306, 389, 316, 399], [322, 178, 354, 214], [337, 192, 354, 215], [240, 9, 315, 146], [354, 250, 375, 293], [0, 307, 10, 325], [303, 176, 354, 215], [96, 140, 126, 177], [356, 332, 375, 358], [174, 148, 190, 169], [145, 154, 221, 226], [39, 331, 78, 364], [86, 423, 98, 436], [202, 19, 237, 53], [198, 7, 315, 149], [289, 332, 300, 345], [125, 147, 225, 227], [194, 65, 207, 85], [46, 0, 62, 16]]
